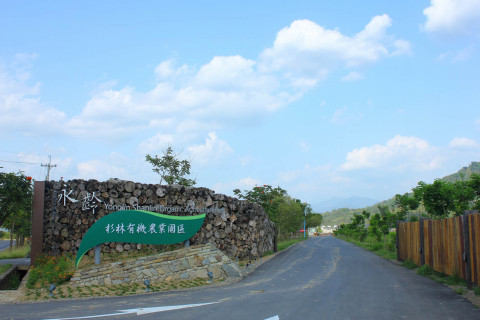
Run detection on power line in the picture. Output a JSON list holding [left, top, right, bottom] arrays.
[[41, 155, 57, 181], [0, 159, 43, 165]]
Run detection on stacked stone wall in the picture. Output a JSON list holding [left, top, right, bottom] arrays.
[[70, 244, 242, 286], [42, 179, 275, 260]]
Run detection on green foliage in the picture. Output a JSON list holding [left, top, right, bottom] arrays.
[[234, 185, 311, 236], [335, 233, 397, 260], [334, 210, 370, 240], [474, 286, 480, 296], [306, 212, 323, 228], [145, 146, 196, 186], [323, 162, 480, 225], [417, 264, 434, 276], [27, 254, 75, 288], [277, 236, 307, 251], [0, 264, 12, 274], [0, 171, 33, 228], [413, 180, 455, 218], [394, 193, 419, 221], [233, 185, 288, 216], [412, 174, 480, 218], [7, 272, 21, 290], [409, 215, 419, 222], [443, 274, 467, 286], [0, 245, 30, 259], [386, 232, 396, 251], [402, 260, 417, 269], [441, 161, 480, 183]]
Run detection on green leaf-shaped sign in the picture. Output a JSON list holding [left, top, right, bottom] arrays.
[[75, 210, 206, 268]]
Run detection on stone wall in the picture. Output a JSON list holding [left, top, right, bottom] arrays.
[[41, 179, 275, 260], [70, 244, 242, 286]]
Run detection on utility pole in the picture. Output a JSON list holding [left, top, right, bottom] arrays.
[[41, 155, 57, 181]]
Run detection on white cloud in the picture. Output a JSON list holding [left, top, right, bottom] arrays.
[[341, 135, 442, 171], [1, 17, 410, 145], [65, 56, 294, 141], [423, 0, 480, 36], [239, 155, 254, 166], [188, 132, 233, 166], [299, 141, 310, 152], [341, 72, 364, 82], [77, 158, 129, 180], [259, 15, 410, 86], [277, 164, 334, 184], [330, 107, 363, 125], [437, 46, 475, 62], [212, 177, 262, 196], [0, 55, 66, 136], [138, 133, 175, 153], [449, 137, 479, 148]]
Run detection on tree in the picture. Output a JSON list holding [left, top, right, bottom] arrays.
[[233, 185, 287, 218], [145, 146, 196, 186], [451, 180, 475, 216], [394, 193, 419, 221], [412, 180, 455, 218], [378, 205, 395, 236], [0, 172, 33, 227], [306, 212, 323, 228], [468, 174, 480, 210], [233, 185, 311, 236], [0, 171, 33, 248], [368, 213, 382, 240], [335, 210, 369, 240]]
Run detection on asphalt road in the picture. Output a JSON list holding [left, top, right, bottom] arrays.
[[1, 237, 478, 320], [0, 240, 14, 252]]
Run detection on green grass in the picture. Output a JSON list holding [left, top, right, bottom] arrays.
[[277, 236, 308, 251], [402, 260, 417, 270], [0, 263, 12, 274], [336, 234, 397, 260], [474, 286, 480, 296], [0, 245, 31, 259]]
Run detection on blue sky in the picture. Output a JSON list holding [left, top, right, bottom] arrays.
[[1, 0, 479, 211]]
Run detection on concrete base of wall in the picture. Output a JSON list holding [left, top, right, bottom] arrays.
[[70, 244, 243, 286]]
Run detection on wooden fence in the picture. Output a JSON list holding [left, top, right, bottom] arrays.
[[397, 210, 479, 288]]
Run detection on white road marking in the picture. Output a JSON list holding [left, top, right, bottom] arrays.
[[43, 302, 219, 320]]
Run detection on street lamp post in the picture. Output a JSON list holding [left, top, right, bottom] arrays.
[[304, 207, 307, 238]]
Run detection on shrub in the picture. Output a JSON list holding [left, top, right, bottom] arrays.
[[474, 286, 480, 296], [387, 232, 396, 252], [27, 253, 74, 288]]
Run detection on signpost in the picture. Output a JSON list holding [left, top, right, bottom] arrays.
[[75, 210, 206, 268]]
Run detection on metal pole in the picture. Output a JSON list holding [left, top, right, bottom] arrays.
[[95, 245, 101, 265], [304, 207, 307, 238]]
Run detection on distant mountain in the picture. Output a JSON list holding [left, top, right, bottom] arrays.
[[441, 161, 480, 183], [312, 196, 378, 213], [320, 161, 480, 226]]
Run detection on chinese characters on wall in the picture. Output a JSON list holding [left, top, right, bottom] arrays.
[[58, 189, 103, 215], [105, 222, 185, 235]]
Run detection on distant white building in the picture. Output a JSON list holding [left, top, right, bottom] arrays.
[[321, 225, 338, 234]]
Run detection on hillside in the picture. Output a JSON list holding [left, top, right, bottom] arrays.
[[441, 162, 480, 183], [321, 161, 480, 226]]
